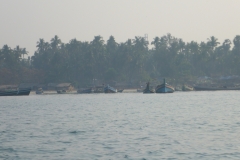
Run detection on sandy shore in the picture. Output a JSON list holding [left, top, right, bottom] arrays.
[[31, 89, 139, 95]]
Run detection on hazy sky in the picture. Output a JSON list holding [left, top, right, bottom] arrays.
[[1, 0, 240, 56]]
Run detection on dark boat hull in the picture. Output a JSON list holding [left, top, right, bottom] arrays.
[[57, 90, 67, 94], [94, 88, 104, 93], [104, 89, 117, 93], [143, 90, 155, 93], [0, 88, 31, 96], [117, 89, 124, 93], [104, 85, 117, 93], [77, 88, 93, 94], [143, 82, 155, 93], [155, 85, 174, 93], [36, 91, 43, 94], [182, 85, 194, 91], [155, 79, 174, 93]]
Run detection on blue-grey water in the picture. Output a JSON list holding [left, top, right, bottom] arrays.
[[1, 91, 240, 160]]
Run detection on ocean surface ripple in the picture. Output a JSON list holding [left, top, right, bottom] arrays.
[[1, 91, 240, 160]]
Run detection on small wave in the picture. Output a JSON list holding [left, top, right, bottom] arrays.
[[57, 140, 72, 144], [69, 130, 86, 134], [0, 147, 15, 153], [135, 137, 149, 140], [103, 146, 114, 150], [177, 152, 186, 155]]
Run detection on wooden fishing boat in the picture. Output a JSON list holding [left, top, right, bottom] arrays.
[[57, 90, 67, 94], [0, 88, 31, 96], [36, 88, 44, 94], [143, 82, 154, 93], [182, 85, 194, 91], [77, 88, 94, 94], [93, 85, 104, 93], [155, 79, 174, 93], [117, 89, 124, 93], [104, 85, 117, 93]]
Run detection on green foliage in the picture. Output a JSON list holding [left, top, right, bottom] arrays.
[[1, 34, 240, 86], [105, 68, 117, 81]]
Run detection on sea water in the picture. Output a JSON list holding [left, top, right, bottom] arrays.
[[1, 91, 240, 160]]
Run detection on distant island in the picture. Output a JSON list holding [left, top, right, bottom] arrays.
[[0, 34, 240, 88]]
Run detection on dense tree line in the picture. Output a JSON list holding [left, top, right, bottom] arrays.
[[1, 34, 240, 86]]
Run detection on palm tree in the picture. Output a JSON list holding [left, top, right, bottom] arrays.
[[207, 36, 220, 51], [50, 35, 61, 51], [36, 38, 45, 53], [0, 45, 10, 64], [125, 39, 132, 46], [1, 45, 19, 68], [178, 39, 185, 53], [91, 36, 104, 46], [2, 45, 11, 59], [132, 36, 149, 79], [133, 36, 148, 50], [159, 36, 168, 50], [90, 36, 106, 79], [233, 35, 240, 49], [14, 46, 28, 61], [107, 35, 118, 53], [199, 41, 211, 58], [21, 48, 28, 59], [14, 45, 22, 60], [69, 38, 80, 47], [165, 33, 173, 47], [151, 37, 160, 50], [188, 41, 199, 54], [222, 39, 231, 52], [232, 35, 240, 55]]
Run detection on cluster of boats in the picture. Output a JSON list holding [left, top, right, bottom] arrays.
[[0, 79, 195, 96], [38, 84, 123, 95], [77, 85, 123, 94], [143, 79, 175, 93], [2, 78, 240, 96], [35, 85, 121, 95], [142, 78, 240, 93]]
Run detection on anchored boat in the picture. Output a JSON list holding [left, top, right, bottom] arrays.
[[143, 82, 155, 93], [117, 89, 124, 93], [36, 88, 44, 94], [77, 88, 94, 94], [57, 90, 67, 94], [93, 85, 104, 93], [155, 79, 174, 93], [182, 84, 194, 91], [104, 85, 117, 93], [0, 88, 31, 96]]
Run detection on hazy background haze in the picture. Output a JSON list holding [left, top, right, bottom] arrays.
[[0, 0, 240, 55]]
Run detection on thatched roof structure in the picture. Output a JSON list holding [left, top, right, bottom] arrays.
[[47, 83, 72, 90], [48, 83, 71, 87], [0, 85, 18, 90], [19, 83, 39, 89]]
